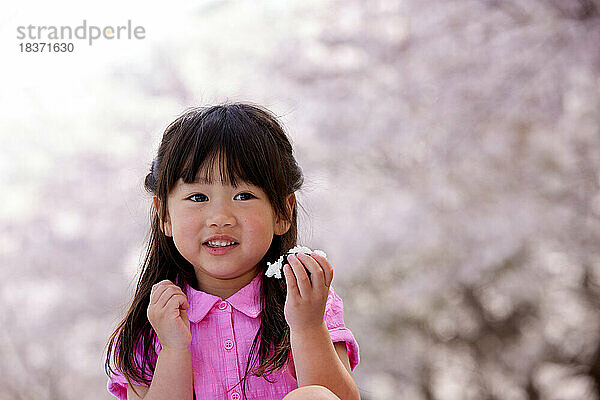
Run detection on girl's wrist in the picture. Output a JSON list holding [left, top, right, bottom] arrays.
[[289, 320, 328, 337], [160, 344, 192, 354]]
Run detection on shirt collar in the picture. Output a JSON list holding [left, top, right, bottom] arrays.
[[183, 273, 262, 323]]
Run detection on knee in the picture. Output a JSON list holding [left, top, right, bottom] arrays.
[[283, 385, 340, 400]]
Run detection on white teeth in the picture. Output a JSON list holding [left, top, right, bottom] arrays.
[[207, 240, 236, 247]]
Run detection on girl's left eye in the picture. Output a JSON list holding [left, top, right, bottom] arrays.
[[235, 192, 255, 200], [188, 193, 208, 202]]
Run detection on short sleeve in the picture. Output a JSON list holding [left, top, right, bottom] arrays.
[[324, 285, 360, 371], [107, 334, 158, 399]]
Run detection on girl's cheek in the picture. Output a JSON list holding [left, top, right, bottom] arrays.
[[244, 213, 268, 229]]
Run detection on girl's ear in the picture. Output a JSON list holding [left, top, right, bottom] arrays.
[[274, 193, 295, 235], [153, 196, 173, 237]]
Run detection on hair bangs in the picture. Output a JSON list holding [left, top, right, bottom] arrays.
[[173, 105, 281, 198]]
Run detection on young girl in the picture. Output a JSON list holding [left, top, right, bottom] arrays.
[[104, 103, 360, 400]]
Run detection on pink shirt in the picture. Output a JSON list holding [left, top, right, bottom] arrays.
[[107, 273, 359, 399]]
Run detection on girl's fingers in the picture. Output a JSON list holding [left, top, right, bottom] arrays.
[[166, 293, 189, 313], [283, 263, 299, 299], [157, 286, 186, 310], [311, 252, 334, 287], [287, 254, 311, 298], [150, 279, 174, 305], [297, 253, 325, 289], [150, 282, 171, 305]]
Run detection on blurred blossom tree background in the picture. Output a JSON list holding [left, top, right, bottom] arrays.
[[1, 0, 600, 399]]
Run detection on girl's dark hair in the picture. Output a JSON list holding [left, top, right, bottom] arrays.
[[104, 102, 304, 399]]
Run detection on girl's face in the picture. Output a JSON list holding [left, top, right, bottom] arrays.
[[154, 162, 294, 297]]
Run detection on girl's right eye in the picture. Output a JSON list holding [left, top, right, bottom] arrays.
[[187, 194, 208, 202]]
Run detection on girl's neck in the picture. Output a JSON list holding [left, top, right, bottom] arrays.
[[194, 266, 260, 300]]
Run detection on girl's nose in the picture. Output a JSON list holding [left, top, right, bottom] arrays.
[[206, 205, 236, 227], [208, 216, 235, 227]]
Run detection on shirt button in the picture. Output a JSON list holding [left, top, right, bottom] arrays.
[[224, 339, 234, 350], [231, 392, 240, 400], [218, 301, 228, 310]]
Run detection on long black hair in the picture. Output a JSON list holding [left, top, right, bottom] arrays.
[[105, 102, 304, 399]]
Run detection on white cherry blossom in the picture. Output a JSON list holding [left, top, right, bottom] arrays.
[[265, 245, 328, 279]]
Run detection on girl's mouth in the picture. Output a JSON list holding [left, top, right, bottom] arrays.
[[202, 242, 239, 256]]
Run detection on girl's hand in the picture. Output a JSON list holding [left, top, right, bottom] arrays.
[[147, 279, 192, 351], [283, 252, 334, 332]]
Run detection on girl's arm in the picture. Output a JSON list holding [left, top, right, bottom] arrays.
[[283, 252, 360, 400], [127, 348, 193, 400], [290, 323, 359, 400]]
